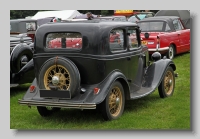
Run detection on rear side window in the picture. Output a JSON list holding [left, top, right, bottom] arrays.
[[109, 29, 125, 52], [127, 28, 139, 49], [46, 32, 82, 49], [165, 23, 171, 31], [173, 19, 184, 31]]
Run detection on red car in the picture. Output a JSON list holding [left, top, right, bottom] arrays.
[[48, 38, 82, 49], [48, 32, 122, 48], [137, 16, 190, 59]]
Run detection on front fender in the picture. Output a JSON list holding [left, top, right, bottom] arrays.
[[10, 43, 33, 73], [142, 58, 176, 89], [11, 59, 35, 84]]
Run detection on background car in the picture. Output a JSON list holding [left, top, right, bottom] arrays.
[[128, 12, 155, 23], [137, 16, 190, 59], [94, 16, 127, 21]]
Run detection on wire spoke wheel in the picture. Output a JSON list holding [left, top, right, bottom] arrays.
[[109, 87, 122, 117], [101, 81, 125, 121], [44, 65, 71, 90], [164, 70, 174, 95], [158, 66, 175, 98]]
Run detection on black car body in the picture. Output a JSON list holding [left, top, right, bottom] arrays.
[[10, 19, 36, 87], [94, 16, 127, 21], [18, 21, 177, 120], [10, 18, 54, 87]]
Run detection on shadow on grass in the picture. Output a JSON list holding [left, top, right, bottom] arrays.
[[124, 93, 161, 112], [29, 93, 163, 124], [37, 108, 105, 123], [174, 51, 190, 59], [10, 83, 31, 97]]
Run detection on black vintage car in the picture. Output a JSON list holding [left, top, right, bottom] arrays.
[[10, 19, 36, 87], [10, 18, 54, 87], [18, 21, 177, 121]]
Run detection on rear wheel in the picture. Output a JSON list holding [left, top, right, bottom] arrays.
[[167, 45, 175, 60], [158, 66, 175, 98], [101, 81, 125, 121]]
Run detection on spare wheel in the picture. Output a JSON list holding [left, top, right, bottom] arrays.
[[38, 57, 81, 98]]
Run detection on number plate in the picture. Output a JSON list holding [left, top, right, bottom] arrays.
[[142, 41, 147, 45], [40, 89, 71, 99]]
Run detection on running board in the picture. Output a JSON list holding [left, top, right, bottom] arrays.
[[130, 87, 155, 100]]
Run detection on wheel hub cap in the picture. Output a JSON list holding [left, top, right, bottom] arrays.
[[116, 97, 120, 106], [168, 79, 172, 86], [52, 76, 59, 85]]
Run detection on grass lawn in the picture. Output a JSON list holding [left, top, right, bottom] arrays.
[[10, 52, 190, 130]]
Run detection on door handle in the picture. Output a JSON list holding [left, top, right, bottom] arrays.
[[178, 33, 181, 35]]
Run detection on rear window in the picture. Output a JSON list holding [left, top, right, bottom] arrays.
[[138, 21, 164, 32], [46, 32, 82, 49]]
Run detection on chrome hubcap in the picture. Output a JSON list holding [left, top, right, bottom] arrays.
[[52, 76, 59, 85], [116, 97, 120, 106]]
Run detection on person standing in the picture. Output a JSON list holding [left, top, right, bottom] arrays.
[[86, 12, 94, 20]]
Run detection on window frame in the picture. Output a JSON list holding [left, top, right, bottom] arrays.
[[109, 28, 127, 53], [44, 32, 83, 50]]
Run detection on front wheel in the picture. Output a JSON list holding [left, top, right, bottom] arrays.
[[37, 106, 61, 117], [101, 81, 125, 121], [158, 66, 175, 98]]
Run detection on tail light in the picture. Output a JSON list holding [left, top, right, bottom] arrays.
[[94, 88, 100, 95], [27, 34, 35, 42], [156, 36, 160, 51], [30, 85, 36, 93]]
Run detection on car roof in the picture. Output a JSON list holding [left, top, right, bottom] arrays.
[[138, 16, 179, 22], [45, 20, 136, 26], [137, 16, 180, 31], [135, 12, 154, 14], [10, 19, 37, 23], [98, 16, 126, 18]]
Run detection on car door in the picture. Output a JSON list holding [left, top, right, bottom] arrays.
[[173, 19, 188, 53], [178, 19, 190, 52], [126, 27, 145, 92]]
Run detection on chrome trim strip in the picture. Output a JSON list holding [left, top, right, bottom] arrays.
[[148, 47, 169, 51], [18, 99, 96, 109]]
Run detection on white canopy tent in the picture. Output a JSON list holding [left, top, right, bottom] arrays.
[[31, 10, 81, 20]]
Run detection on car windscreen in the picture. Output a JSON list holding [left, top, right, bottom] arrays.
[[10, 21, 37, 33], [128, 14, 146, 23], [137, 21, 165, 32]]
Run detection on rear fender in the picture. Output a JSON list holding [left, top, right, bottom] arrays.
[[21, 70, 130, 104], [22, 78, 39, 99], [84, 70, 130, 104]]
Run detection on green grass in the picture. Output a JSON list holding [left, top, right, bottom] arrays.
[[10, 52, 190, 130]]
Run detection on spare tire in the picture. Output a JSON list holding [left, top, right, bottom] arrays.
[[38, 57, 81, 98]]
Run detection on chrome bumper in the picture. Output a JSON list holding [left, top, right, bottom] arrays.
[[148, 47, 169, 52], [18, 99, 96, 109]]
